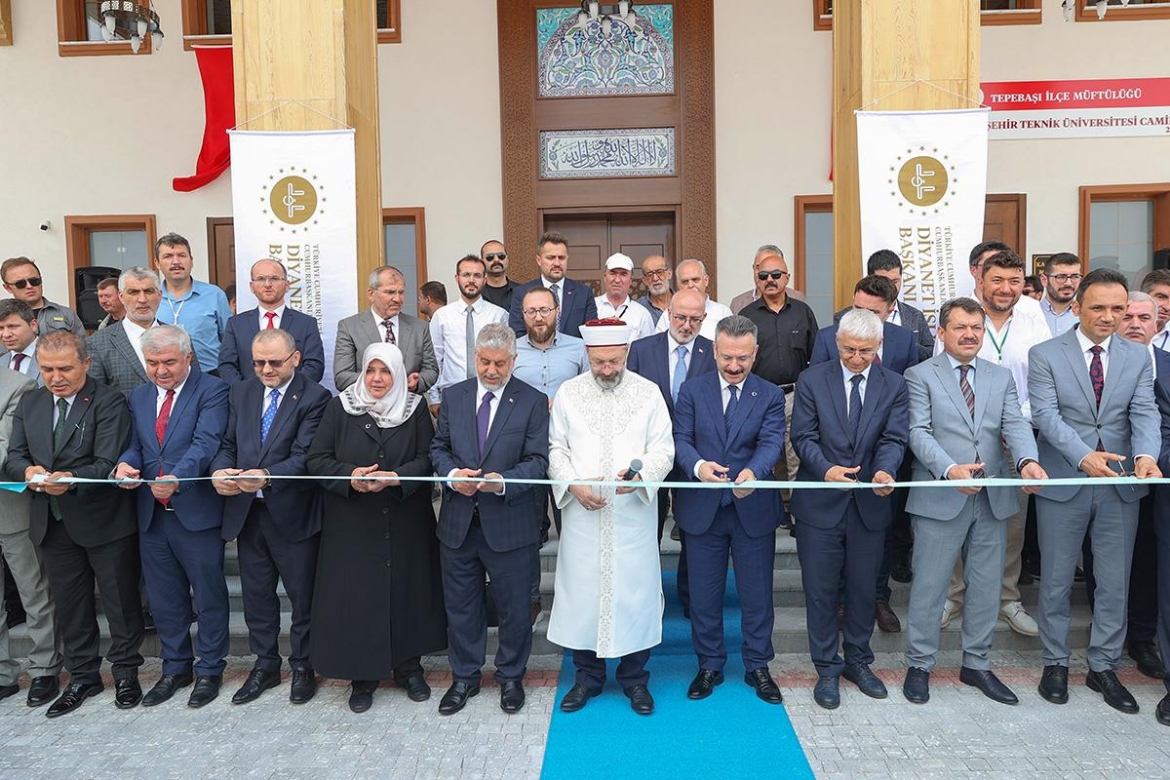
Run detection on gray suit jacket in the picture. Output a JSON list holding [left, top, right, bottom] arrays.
[[905, 354, 1037, 521], [0, 367, 34, 534], [833, 301, 934, 362], [86, 322, 149, 396], [0, 348, 41, 388], [333, 309, 439, 392], [1028, 328, 1161, 504]]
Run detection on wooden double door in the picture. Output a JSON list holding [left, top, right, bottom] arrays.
[[543, 212, 676, 298]]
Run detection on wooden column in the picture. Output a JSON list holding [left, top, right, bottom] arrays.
[[0, 0, 13, 46], [832, 2, 980, 309], [232, 0, 383, 305]]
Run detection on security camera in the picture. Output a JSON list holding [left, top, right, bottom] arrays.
[[38, 221, 50, 232]]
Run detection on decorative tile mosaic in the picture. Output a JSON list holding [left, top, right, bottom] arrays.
[[536, 4, 674, 98], [540, 128, 675, 179]]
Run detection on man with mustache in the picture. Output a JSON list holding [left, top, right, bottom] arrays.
[[480, 240, 517, 313], [1040, 253, 1082, 337], [151, 234, 232, 376], [636, 255, 673, 325], [96, 278, 125, 330]]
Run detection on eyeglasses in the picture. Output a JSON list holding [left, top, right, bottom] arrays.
[[251, 275, 286, 284], [6, 277, 42, 289], [252, 352, 296, 369], [522, 307, 557, 318], [484, 252, 507, 261], [757, 270, 790, 281], [1046, 273, 1083, 284], [670, 313, 706, 326], [643, 268, 670, 278], [839, 346, 877, 358]]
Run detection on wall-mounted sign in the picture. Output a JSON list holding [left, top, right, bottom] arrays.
[[982, 77, 1170, 140], [540, 128, 675, 179]]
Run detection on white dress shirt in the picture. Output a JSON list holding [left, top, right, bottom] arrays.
[[258, 304, 287, 331], [692, 375, 746, 478], [156, 377, 189, 415], [595, 294, 655, 341], [1074, 327, 1111, 379], [51, 393, 77, 427], [428, 297, 509, 403], [1155, 323, 1170, 353], [446, 379, 509, 494], [122, 318, 151, 369]]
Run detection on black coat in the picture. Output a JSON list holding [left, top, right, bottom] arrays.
[[305, 398, 446, 680]]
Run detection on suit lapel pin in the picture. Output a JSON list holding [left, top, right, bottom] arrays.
[[751, 391, 758, 397]]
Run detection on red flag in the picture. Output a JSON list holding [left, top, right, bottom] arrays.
[[173, 46, 235, 192]]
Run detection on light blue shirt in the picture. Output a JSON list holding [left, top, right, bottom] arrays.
[[513, 333, 588, 401], [157, 280, 232, 373], [1040, 296, 1077, 337]]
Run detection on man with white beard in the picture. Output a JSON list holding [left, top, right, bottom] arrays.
[[547, 319, 675, 716]]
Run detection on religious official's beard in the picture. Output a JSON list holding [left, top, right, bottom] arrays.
[[592, 369, 625, 390]]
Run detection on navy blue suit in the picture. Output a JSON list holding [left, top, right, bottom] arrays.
[[508, 278, 598, 339], [789, 360, 909, 677], [121, 370, 231, 677], [673, 372, 786, 673], [210, 372, 331, 672], [810, 321, 919, 376], [217, 307, 326, 384], [430, 377, 550, 685]]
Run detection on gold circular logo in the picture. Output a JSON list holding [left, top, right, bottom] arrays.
[[897, 156, 948, 208], [268, 176, 318, 225]]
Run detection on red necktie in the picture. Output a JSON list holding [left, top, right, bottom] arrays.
[[264, 311, 277, 329], [155, 389, 175, 506], [11, 353, 24, 373]]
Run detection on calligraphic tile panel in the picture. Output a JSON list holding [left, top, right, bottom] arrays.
[[540, 128, 676, 179]]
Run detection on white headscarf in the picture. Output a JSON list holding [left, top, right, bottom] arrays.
[[339, 343, 423, 428]]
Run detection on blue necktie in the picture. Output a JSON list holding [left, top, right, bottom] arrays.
[[477, 391, 495, 455], [848, 374, 863, 444], [671, 345, 687, 402], [260, 389, 280, 443], [725, 384, 738, 434]]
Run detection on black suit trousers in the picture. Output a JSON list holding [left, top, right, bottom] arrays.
[[238, 502, 320, 671], [40, 519, 144, 685]]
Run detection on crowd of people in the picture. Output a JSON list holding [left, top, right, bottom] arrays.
[[0, 230, 1169, 733]]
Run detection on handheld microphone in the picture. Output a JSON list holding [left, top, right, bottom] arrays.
[[622, 458, 644, 481]]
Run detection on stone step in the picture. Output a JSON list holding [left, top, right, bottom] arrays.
[[3, 605, 1094, 663], [538, 532, 802, 573]]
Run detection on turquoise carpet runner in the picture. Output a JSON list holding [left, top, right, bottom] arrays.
[[540, 570, 815, 780]]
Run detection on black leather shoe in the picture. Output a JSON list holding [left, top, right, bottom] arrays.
[[500, 681, 525, 713], [142, 673, 194, 707], [1038, 665, 1068, 705], [843, 663, 888, 699], [687, 669, 724, 700], [290, 670, 317, 704], [959, 667, 1018, 705], [902, 667, 930, 704], [874, 600, 902, 633], [113, 678, 142, 709], [744, 668, 783, 704], [1129, 641, 1167, 679], [232, 668, 281, 705], [187, 675, 222, 709], [46, 682, 103, 718], [1086, 670, 1139, 714], [1157, 694, 1170, 727], [349, 680, 376, 713], [142, 609, 155, 633], [891, 559, 913, 584], [438, 681, 479, 715], [559, 683, 596, 713], [625, 684, 655, 715], [813, 675, 840, 710], [26, 675, 58, 707], [0, 683, 19, 701], [400, 673, 431, 703]]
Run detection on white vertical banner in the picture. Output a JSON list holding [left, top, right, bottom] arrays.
[[856, 108, 990, 326], [228, 129, 358, 391]]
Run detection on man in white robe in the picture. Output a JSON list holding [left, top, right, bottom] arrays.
[[547, 319, 675, 715]]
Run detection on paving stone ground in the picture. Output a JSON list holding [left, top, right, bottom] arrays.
[[0, 650, 1166, 780]]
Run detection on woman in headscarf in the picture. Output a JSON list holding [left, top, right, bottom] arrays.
[[306, 343, 446, 713]]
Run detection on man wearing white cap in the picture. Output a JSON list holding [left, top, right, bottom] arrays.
[[594, 254, 655, 342], [547, 319, 675, 716]]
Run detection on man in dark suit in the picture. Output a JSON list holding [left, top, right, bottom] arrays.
[[86, 267, 160, 396], [832, 250, 935, 361], [673, 315, 787, 704], [114, 325, 231, 709], [627, 288, 718, 614], [430, 323, 550, 716], [508, 232, 598, 339], [5, 332, 145, 717], [211, 328, 331, 705], [813, 275, 919, 375], [217, 258, 326, 384], [333, 265, 439, 391], [789, 310, 908, 709]]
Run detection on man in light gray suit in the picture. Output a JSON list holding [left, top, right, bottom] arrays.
[[86, 267, 160, 396], [0, 365, 61, 706], [0, 300, 42, 388], [901, 298, 1046, 707], [1029, 268, 1162, 714], [333, 266, 438, 392]]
